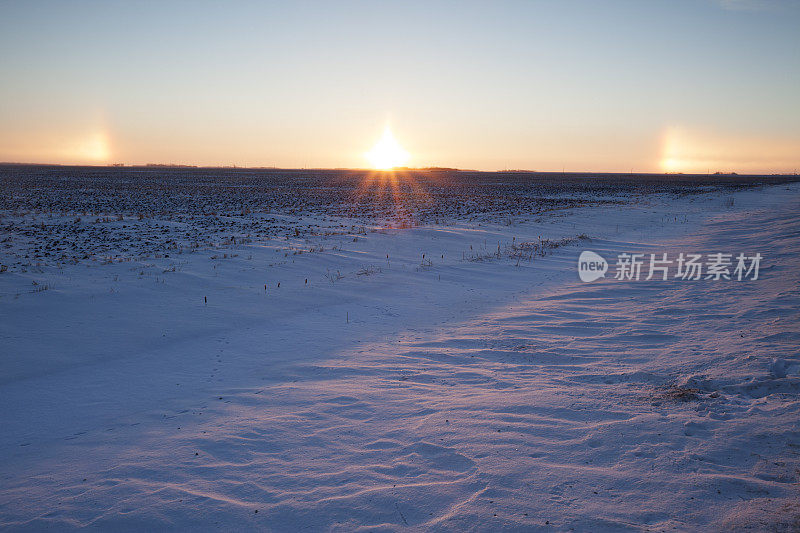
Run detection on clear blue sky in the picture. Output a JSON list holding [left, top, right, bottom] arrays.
[[1, 0, 798, 172]]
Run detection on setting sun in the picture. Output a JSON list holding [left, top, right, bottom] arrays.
[[365, 127, 409, 170]]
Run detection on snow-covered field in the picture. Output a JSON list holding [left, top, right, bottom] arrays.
[[1, 168, 799, 531]]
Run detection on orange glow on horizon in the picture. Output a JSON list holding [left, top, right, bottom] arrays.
[[659, 127, 800, 174], [64, 131, 111, 163]]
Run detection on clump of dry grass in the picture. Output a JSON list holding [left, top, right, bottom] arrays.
[[356, 265, 381, 276], [464, 233, 590, 265], [658, 385, 700, 402]]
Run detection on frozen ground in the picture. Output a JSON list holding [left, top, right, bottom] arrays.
[[0, 168, 799, 531]]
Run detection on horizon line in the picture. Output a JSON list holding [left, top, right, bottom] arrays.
[[1, 161, 798, 177]]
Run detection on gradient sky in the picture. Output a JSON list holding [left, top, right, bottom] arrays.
[[1, 0, 798, 172]]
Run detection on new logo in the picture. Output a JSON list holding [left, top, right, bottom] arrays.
[[578, 251, 608, 282]]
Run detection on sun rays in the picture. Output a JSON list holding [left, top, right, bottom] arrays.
[[347, 168, 437, 227]]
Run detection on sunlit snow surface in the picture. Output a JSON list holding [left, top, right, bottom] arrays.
[[0, 168, 798, 531]]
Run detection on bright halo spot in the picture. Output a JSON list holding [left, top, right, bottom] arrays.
[[365, 127, 409, 170]]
